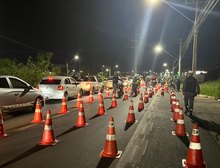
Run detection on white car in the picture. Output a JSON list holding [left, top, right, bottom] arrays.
[[0, 76, 45, 113], [37, 76, 83, 100]]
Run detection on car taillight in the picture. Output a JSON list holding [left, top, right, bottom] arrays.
[[36, 85, 39, 89], [57, 85, 64, 90]]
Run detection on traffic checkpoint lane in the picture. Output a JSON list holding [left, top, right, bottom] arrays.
[[0, 87, 157, 168]]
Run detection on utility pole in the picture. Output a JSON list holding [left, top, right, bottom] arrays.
[[192, 0, 199, 76], [178, 40, 182, 77]]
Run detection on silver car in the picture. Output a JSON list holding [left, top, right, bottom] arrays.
[[0, 76, 45, 113], [37, 76, 83, 100]]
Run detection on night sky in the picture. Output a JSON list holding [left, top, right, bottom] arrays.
[[0, 0, 220, 74]]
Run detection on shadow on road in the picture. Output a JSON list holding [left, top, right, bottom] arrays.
[[56, 126, 80, 138], [96, 157, 114, 168], [190, 115, 220, 135], [0, 145, 48, 168], [89, 114, 104, 120], [177, 136, 190, 147], [124, 122, 134, 131]]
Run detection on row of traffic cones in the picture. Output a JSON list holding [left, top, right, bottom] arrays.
[[169, 90, 207, 168]]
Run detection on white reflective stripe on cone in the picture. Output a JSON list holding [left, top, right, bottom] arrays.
[[192, 129, 199, 136], [62, 102, 66, 105], [106, 134, 116, 141], [44, 125, 53, 131], [177, 119, 184, 124], [189, 142, 201, 150], [108, 121, 114, 127], [46, 114, 51, 119], [35, 109, 41, 113], [129, 110, 134, 114], [78, 112, 84, 116], [174, 108, 180, 112]]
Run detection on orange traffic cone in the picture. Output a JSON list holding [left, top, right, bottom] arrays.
[[123, 89, 129, 101], [170, 92, 175, 104], [170, 98, 177, 112], [0, 110, 7, 138], [111, 93, 117, 108], [161, 88, 164, 96], [149, 90, 152, 98], [31, 98, 44, 123], [100, 117, 122, 158], [88, 90, 94, 103], [137, 87, 140, 95], [106, 88, 110, 97], [126, 100, 137, 124], [171, 99, 180, 122], [172, 107, 189, 136], [75, 92, 82, 108], [75, 101, 89, 127], [97, 98, 106, 116], [58, 96, 69, 114], [182, 123, 207, 168], [38, 110, 59, 145], [98, 89, 103, 100], [144, 91, 149, 104], [138, 93, 144, 112]]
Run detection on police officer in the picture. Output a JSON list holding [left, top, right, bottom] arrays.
[[112, 73, 119, 94], [182, 70, 200, 116]]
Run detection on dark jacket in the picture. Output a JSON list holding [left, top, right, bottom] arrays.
[[183, 76, 200, 94]]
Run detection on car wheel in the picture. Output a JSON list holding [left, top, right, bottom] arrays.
[[79, 89, 84, 97]]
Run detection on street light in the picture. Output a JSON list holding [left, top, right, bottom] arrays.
[[74, 54, 80, 78], [163, 62, 167, 67], [154, 44, 178, 74]]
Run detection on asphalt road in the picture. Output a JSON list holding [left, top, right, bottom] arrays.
[[1, 88, 220, 168]]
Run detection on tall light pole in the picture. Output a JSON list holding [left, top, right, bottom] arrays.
[[178, 40, 183, 77], [191, 0, 199, 76]]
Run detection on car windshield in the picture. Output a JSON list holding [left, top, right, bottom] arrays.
[[40, 79, 61, 84]]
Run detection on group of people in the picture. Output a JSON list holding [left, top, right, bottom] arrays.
[[111, 70, 200, 116]]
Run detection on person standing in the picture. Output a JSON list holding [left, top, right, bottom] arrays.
[[182, 71, 200, 116], [112, 73, 119, 94], [175, 77, 181, 92]]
